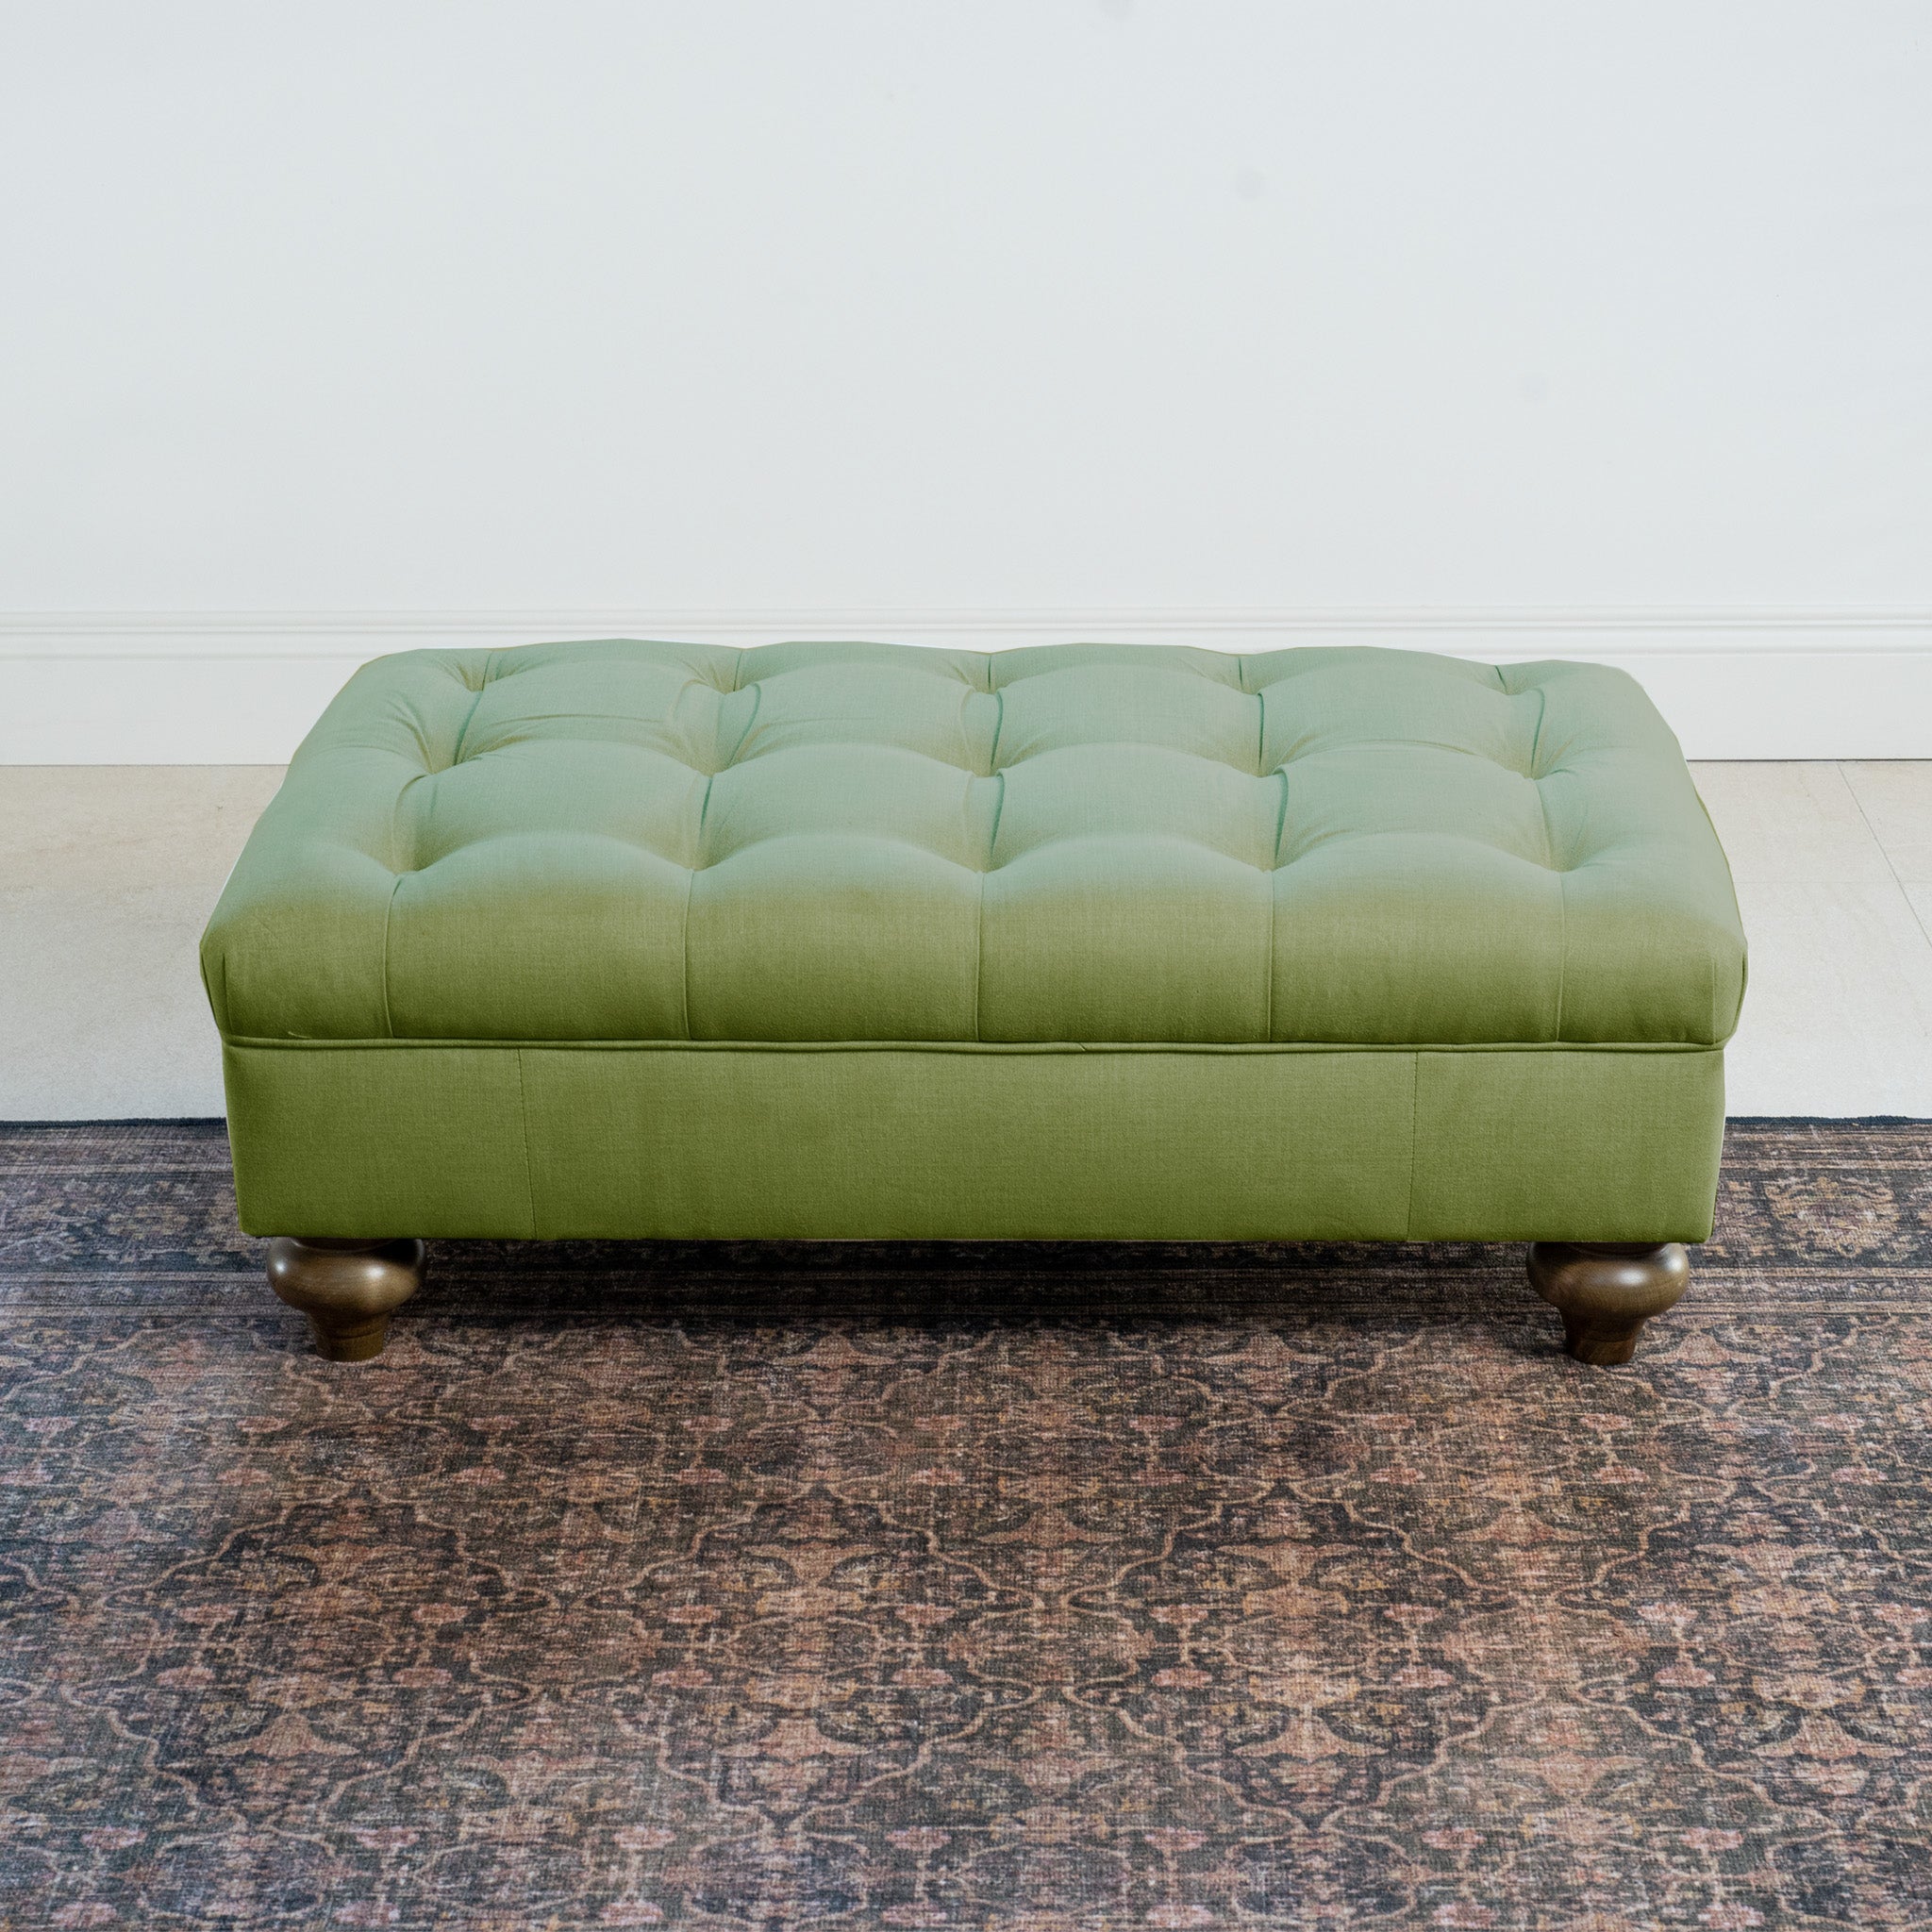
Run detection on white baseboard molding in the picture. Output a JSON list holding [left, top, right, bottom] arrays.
[[3, 608, 1928, 760]]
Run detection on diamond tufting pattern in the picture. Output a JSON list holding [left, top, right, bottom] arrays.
[[202, 641, 1745, 1049]]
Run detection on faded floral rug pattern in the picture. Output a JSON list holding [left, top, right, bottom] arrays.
[[2, 1120, 1930, 1930]]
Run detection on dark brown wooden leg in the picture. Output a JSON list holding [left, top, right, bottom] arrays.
[[1526, 1241, 1690, 1365], [267, 1238, 425, 1361]]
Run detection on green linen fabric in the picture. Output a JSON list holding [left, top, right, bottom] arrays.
[[203, 641, 1745, 1049], [203, 641, 1742, 1241], [222, 1042, 1726, 1243]]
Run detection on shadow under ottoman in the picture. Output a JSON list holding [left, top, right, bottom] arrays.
[[200, 640, 1746, 1365]]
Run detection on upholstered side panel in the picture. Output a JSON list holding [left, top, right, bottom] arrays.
[[225, 1043, 538, 1241], [1408, 1046, 1725, 1241], [223, 1043, 1723, 1244], [515, 1047, 1419, 1240]]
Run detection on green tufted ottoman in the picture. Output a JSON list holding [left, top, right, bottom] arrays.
[[202, 641, 1745, 1364]]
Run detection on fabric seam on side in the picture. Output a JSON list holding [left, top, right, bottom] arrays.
[[1527, 686, 1565, 1041], [1268, 766, 1290, 1040], [1256, 678, 1274, 1039], [1554, 870, 1568, 1041], [682, 773, 713, 1042], [973, 874, 983, 1042], [975, 771, 1007, 1042], [377, 874, 406, 1041], [974, 699, 1008, 1043]]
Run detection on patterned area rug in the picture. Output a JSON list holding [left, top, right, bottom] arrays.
[[2, 1120, 1930, 1931]]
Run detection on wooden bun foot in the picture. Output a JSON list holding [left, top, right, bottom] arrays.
[[267, 1237, 425, 1361], [1526, 1241, 1690, 1365]]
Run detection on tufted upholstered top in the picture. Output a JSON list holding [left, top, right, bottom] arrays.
[[202, 641, 1746, 1048]]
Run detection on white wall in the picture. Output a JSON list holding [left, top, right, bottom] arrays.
[[2, 1, 1928, 758]]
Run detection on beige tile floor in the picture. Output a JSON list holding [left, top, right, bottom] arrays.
[[1, 763, 1928, 1119]]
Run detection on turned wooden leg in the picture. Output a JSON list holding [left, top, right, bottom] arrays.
[[1526, 1241, 1690, 1366], [266, 1238, 425, 1362]]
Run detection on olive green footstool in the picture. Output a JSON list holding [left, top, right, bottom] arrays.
[[201, 641, 1745, 1364]]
